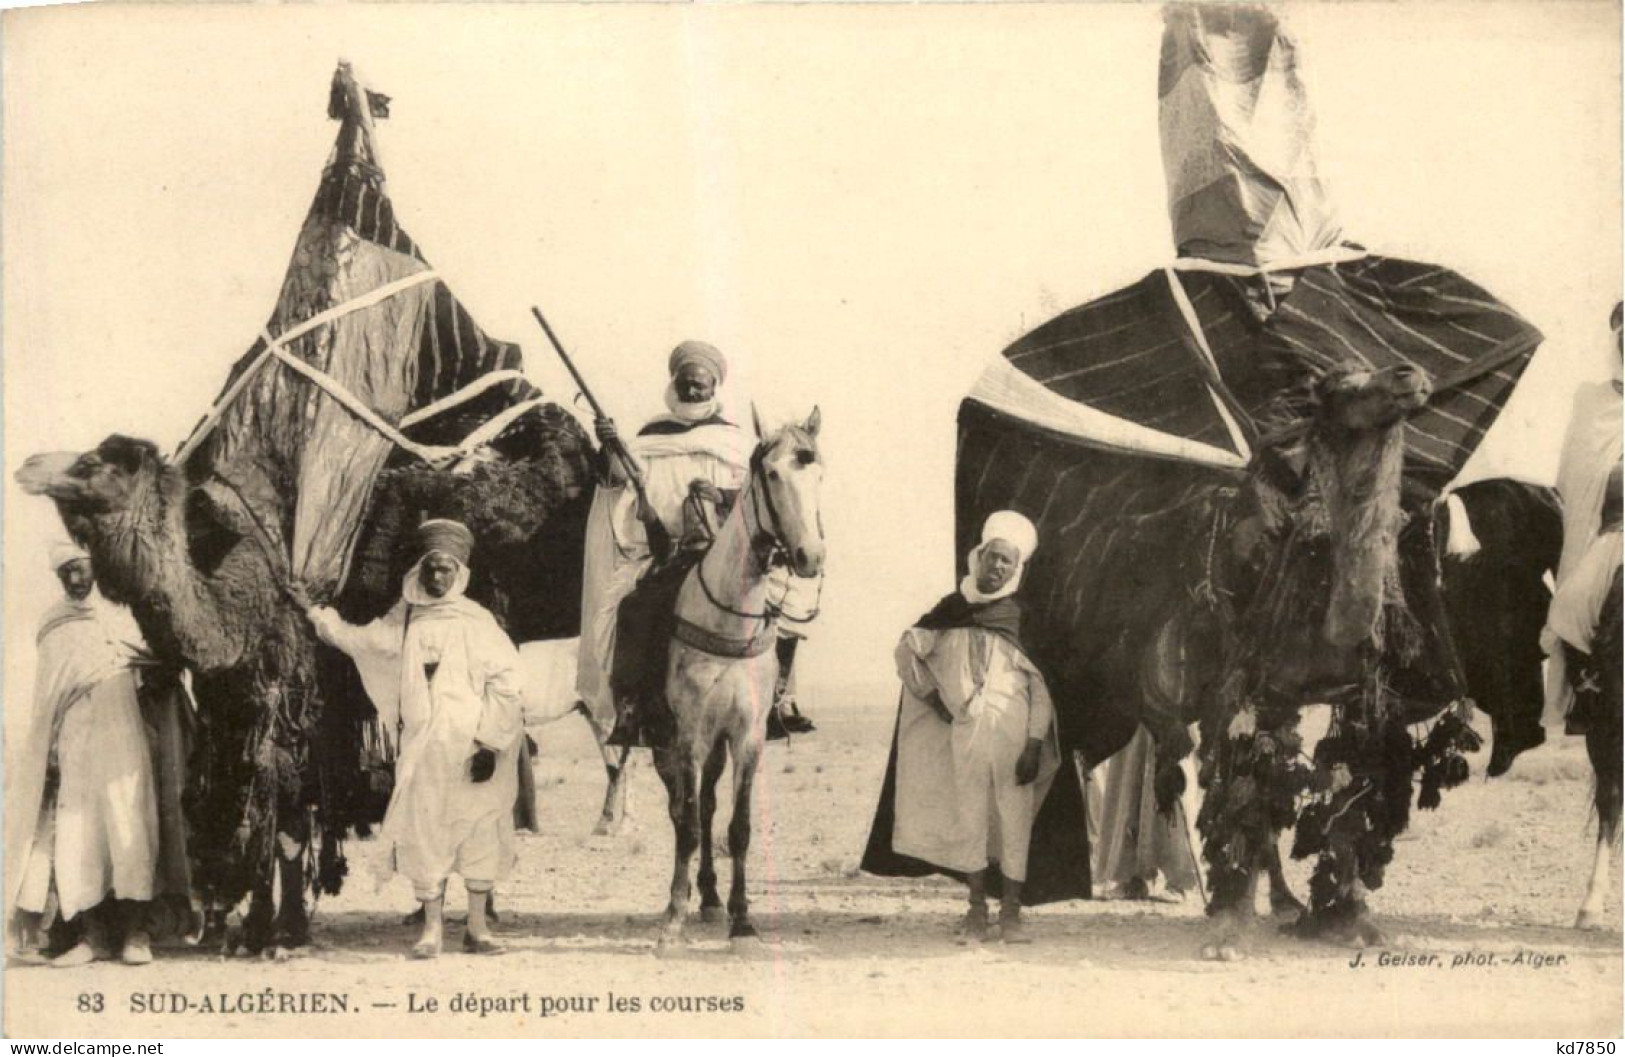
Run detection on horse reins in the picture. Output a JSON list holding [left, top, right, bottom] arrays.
[[692, 440, 824, 625]]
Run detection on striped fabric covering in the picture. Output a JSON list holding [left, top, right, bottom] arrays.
[[189, 66, 542, 594], [309, 156, 528, 413], [957, 258, 1542, 765], [1159, 3, 1340, 268]]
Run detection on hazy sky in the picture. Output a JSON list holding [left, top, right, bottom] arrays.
[[4, 1, 1620, 710]]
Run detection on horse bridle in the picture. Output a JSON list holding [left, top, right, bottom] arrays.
[[693, 440, 824, 625]]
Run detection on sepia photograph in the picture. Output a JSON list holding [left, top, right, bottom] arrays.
[[2, 0, 1621, 1040]]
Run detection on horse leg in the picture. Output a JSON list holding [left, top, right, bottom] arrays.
[[584, 704, 635, 836], [1577, 723, 1621, 929], [696, 739, 729, 924], [726, 742, 763, 948], [1576, 817, 1618, 930], [653, 747, 700, 950]]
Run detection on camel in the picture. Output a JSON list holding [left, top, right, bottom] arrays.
[[18, 410, 598, 954], [1233, 478, 1563, 915], [1106, 363, 1478, 957], [649, 411, 824, 952], [19, 437, 325, 954]]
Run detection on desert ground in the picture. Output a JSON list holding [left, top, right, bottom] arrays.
[[5, 690, 1620, 1039]]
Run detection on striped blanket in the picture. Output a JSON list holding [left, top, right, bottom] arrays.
[[957, 258, 1542, 766], [187, 64, 538, 598]]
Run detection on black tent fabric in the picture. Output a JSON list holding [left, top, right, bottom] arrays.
[[956, 256, 1542, 770]]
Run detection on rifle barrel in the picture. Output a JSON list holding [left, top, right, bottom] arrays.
[[529, 305, 649, 500]]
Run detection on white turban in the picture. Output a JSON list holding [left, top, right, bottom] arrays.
[[961, 510, 1038, 604], [49, 540, 89, 574], [981, 510, 1038, 563]]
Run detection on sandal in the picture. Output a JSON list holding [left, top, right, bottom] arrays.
[[462, 933, 504, 956], [956, 904, 990, 943]]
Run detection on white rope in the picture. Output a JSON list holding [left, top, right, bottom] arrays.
[[262, 340, 460, 467], [1163, 268, 1254, 463], [175, 266, 552, 473], [1171, 245, 1368, 276], [449, 397, 547, 455], [175, 268, 442, 463], [400, 369, 528, 428]]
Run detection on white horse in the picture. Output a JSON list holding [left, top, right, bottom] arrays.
[[653, 409, 825, 951]]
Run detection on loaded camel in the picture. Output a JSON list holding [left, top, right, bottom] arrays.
[[18, 406, 598, 955], [1105, 362, 1475, 956], [1243, 477, 1564, 915]]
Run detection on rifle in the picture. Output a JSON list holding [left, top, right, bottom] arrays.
[[529, 306, 650, 509]]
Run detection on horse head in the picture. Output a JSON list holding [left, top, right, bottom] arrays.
[[750, 406, 825, 579]]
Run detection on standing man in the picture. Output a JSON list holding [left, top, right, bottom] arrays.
[[579, 340, 815, 746], [864, 512, 1062, 943], [305, 520, 523, 959], [7, 543, 160, 967]]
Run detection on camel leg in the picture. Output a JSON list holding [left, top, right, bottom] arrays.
[[1266, 840, 1307, 919], [1203, 867, 1257, 962], [1576, 816, 1619, 930], [239, 874, 276, 956], [696, 739, 729, 924], [727, 741, 762, 948], [270, 827, 310, 958], [653, 747, 699, 950]]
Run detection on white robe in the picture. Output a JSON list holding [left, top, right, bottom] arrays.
[[1542, 380, 1624, 727], [1089, 725, 1199, 892], [575, 419, 750, 728], [311, 588, 523, 898], [891, 626, 1060, 881], [7, 596, 158, 933]]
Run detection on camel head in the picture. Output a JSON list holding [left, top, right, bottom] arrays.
[[17, 435, 167, 519], [1298, 365, 1429, 663], [1317, 364, 1431, 433]]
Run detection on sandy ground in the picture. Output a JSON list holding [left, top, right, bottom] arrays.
[[5, 692, 1621, 1039]]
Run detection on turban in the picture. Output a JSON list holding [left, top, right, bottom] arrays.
[[49, 541, 89, 574], [981, 510, 1038, 564], [669, 340, 727, 384], [416, 519, 474, 565]]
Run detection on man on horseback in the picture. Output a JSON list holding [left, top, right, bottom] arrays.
[[579, 340, 815, 747], [1543, 302, 1624, 737]]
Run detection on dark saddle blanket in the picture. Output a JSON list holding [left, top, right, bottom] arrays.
[[610, 552, 699, 749]]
